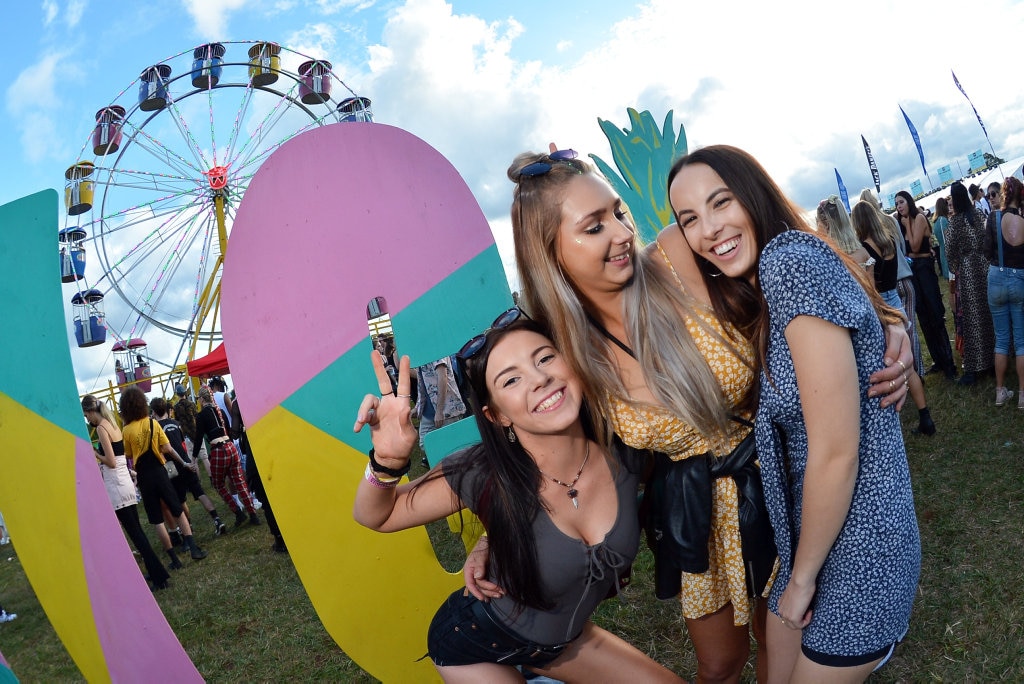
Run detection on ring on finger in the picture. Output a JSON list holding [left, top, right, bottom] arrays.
[[396, 393, 411, 398], [381, 390, 393, 397], [889, 379, 895, 391], [896, 359, 907, 374]]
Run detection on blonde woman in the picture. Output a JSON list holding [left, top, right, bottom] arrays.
[[83, 394, 171, 590], [816, 196, 871, 268], [851, 202, 936, 436]]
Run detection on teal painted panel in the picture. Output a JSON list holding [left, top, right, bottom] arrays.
[[0, 190, 86, 436], [282, 246, 511, 449]]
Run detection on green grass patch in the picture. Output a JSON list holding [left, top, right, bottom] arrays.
[[2, 345, 1023, 680]]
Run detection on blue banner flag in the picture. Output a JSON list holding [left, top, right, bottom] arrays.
[[900, 105, 928, 178], [861, 135, 880, 194], [834, 168, 850, 213], [952, 70, 989, 138]]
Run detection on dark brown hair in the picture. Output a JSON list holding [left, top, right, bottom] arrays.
[[118, 386, 150, 423]]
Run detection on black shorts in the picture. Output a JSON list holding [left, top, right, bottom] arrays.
[[802, 633, 902, 670], [427, 590, 575, 668], [172, 466, 206, 503], [136, 459, 184, 524]]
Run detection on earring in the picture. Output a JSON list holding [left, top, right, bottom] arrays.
[[506, 426, 517, 443]]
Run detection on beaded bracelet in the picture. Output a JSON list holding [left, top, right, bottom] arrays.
[[364, 463, 400, 489]]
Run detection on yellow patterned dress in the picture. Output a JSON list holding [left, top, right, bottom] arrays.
[[607, 247, 767, 626]]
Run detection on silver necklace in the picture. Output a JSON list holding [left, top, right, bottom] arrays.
[[540, 442, 590, 510]]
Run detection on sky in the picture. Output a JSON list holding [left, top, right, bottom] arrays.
[[4, 0, 1024, 393]]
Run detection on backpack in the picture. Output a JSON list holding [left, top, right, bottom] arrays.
[[159, 418, 191, 463]]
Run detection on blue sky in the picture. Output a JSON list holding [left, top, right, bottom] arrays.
[[4, 0, 1024, 391]]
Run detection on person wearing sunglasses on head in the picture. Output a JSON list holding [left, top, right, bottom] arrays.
[[353, 311, 684, 683], [461, 146, 913, 683]]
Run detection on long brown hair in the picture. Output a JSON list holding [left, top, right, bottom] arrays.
[[667, 145, 903, 376]]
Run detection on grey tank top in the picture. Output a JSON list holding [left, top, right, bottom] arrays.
[[444, 443, 643, 645]]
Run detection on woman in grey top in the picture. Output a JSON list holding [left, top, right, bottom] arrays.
[[353, 312, 682, 682]]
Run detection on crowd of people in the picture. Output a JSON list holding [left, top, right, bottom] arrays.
[[353, 144, 922, 683], [906, 176, 1024, 407], [79, 377, 283, 594]]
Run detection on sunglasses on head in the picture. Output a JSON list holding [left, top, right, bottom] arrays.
[[517, 149, 580, 178], [457, 307, 531, 361]]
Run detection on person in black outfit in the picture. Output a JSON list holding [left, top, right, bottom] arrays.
[[230, 394, 286, 553], [194, 386, 261, 527]]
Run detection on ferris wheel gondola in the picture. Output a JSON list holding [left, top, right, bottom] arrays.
[[60, 40, 373, 390]]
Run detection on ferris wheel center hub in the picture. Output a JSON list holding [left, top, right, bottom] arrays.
[[204, 165, 230, 191]]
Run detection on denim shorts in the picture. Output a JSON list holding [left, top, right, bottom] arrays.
[[426, 590, 575, 668]]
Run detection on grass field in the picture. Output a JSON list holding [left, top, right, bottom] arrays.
[[1, 358, 1022, 681]]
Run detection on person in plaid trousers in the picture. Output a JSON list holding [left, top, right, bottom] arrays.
[[192, 385, 261, 528]]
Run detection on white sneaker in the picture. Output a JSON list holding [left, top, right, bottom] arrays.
[[0, 610, 17, 623], [996, 387, 1014, 406]]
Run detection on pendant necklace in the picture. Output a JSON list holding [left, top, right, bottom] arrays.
[[540, 442, 590, 510]]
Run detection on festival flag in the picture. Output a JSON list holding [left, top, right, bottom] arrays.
[[861, 135, 880, 194], [834, 168, 850, 213], [952, 70, 997, 159], [901, 104, 933, 188]]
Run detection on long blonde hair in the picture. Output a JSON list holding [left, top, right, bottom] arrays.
[[816, 195, 861, 254], [508, 151, 737, 450], [82, 394, 117, 427], [851, 200, 895, 259]]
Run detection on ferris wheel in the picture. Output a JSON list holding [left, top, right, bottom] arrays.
[[60, 40, 373, 386]]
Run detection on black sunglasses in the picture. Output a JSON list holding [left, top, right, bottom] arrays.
[[517, 149, 579, 178], [457, 307, 530, 361]]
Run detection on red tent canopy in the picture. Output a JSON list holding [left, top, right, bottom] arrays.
[[186, 342, 229, 377]]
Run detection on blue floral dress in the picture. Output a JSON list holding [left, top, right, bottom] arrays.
[[754, 230, 920, 659]]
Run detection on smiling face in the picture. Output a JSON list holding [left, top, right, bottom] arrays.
[[669, 162, 759, 283], [554, 174, 635, 302], [481, 329, 583, 439]]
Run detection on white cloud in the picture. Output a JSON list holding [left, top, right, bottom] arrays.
[[65, 0, 86, 28], [180, 0, 250, 40], [42, 0, 58, 25], [285, 22, 338, 59]]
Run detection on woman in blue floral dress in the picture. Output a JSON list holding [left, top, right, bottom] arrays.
[[667, 145, 920, 683]]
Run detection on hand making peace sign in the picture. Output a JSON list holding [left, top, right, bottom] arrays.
[[353, 349, 418, 466]]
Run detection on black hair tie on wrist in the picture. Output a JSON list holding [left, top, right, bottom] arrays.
[[368, 449, 411, 478]]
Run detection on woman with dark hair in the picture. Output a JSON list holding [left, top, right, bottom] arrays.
[[668, 146, 920, 683], [896, 189, 956, 379], [119, 387, 207, 568], [947, 181, 995, 384], [985, 177, 1024, 407], [353, 314, 682, 682], [83, 394, 171, 590]]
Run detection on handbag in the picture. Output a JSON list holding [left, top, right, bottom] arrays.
[[142, 418, 178, 478]]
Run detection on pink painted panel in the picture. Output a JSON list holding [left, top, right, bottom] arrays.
[[75, 440, 201, 681], [222, 123, 493, 424]]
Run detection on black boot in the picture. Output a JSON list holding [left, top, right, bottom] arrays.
[[166, 548, 183, 570], [169, 528, 184, 547], [272, 535, 287, 553], [913, 407, 936, 436], [184, 535, 207, 560], [234, 509, 247, 528], [213, 516, 227, 536], [248, 512, 262, 526]]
